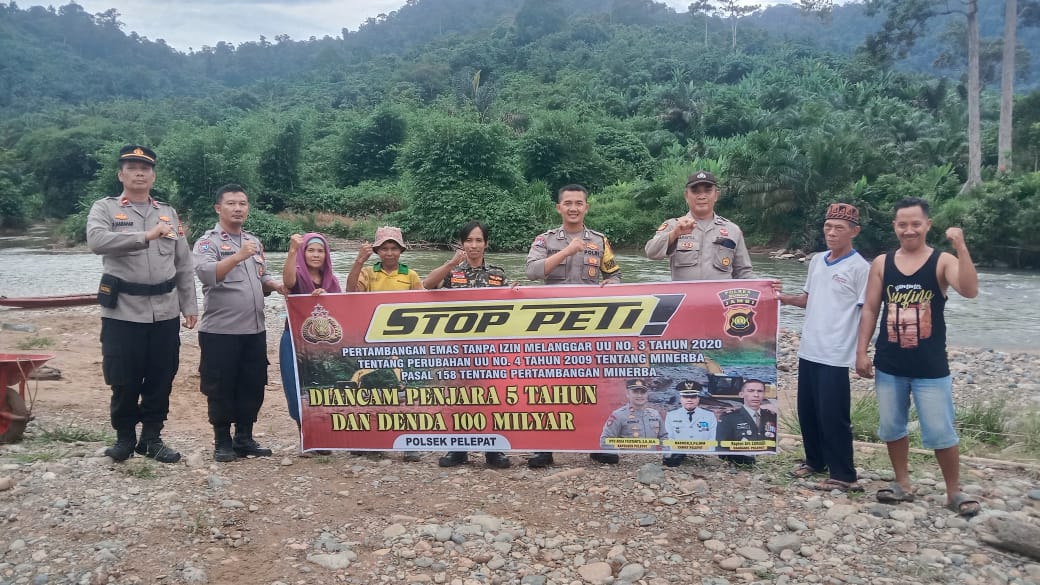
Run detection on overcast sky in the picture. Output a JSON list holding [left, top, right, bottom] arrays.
[[65, 0, 784, 52]]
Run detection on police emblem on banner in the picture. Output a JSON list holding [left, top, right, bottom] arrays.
[[300, 304, 344, 344], [717, 288, 760, 338]]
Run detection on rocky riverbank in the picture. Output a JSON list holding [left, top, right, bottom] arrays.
[[1, 307, 1039, 585]]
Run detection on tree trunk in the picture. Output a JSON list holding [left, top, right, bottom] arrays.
[[963, 0, 983, 193], [998, 0, 1016, 172], [731, 17, 737, 49]]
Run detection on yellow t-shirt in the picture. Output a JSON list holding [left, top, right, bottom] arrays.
[[357, 262, 422, 291]]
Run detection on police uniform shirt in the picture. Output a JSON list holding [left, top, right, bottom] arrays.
[[441, 262, 509, 289], [86, 195, 198, 324], [357, 263, 422, 291], [599, 404, 667, 449], [524, 226, 622, 285], [644, 213, 753, 281], [665, 406, 717, 442], [193, 223, 273, 335], [717, 406, 778, 445]]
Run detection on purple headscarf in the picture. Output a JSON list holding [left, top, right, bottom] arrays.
[[292, 232, 342, 294]]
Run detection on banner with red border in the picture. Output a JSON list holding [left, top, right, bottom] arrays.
[[287, 281, 779, 455]]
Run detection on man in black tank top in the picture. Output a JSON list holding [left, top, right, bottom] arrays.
[[855, 197, 981, 517]]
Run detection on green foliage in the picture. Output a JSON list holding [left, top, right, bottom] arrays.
[[242, 209, 302, 251], [337, 108, 408, 186], [0, 148, 35, 228], [584, 182, 662, 247], [37, 425, 109, 443], [15, 335, 54, 350], [519, 111, 611, 191], [257, 118, 304, 211], [934, 173, 1040, 268], [290, 182, 407, 218], [0, 0, 1037, 264], [954, 399, 1009, 450], [400, 114, 520, 193]]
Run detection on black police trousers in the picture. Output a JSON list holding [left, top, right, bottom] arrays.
[[198, 331, 268, 426], [100, 317, 180, 430]]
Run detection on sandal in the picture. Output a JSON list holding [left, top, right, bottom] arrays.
[[813, 478, 864, 493], [946, 492, 981, 518], [790, 463, 822, 479], [876, 482, 915, 503]]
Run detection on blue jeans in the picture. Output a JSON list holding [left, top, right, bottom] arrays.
[[875, 369, 958, 450], [279, 327, 300, 423]]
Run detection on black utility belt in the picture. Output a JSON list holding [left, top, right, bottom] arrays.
[[97, 274, 176, 309], [120, 277, 177, 296]]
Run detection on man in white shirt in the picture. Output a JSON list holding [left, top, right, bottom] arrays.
[[778, 203, 869, 492]]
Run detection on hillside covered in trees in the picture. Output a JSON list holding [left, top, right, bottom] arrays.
[[1, 0, 1038, 267]]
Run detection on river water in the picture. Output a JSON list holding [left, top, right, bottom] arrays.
[[1, 238, 1037, 350]]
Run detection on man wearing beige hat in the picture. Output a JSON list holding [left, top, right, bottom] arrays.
[[347, 226, 424, 292], [778, 203, 869, 492], [347, 225, 423, 461]]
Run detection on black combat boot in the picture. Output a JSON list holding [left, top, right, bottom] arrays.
[[213, 424, 237, 462], [104, 427, 136, 462], [438, 451, 468, 467], [233, 422, 272, 457], [662, 454, 686, 467], [135, 422, 181, 463], [527, 452, 554, 468], [484, 452, 511, 469]]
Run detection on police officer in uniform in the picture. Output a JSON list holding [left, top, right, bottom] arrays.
[[645, 171, 780, 466], [598, 379, 668, 461], [525, 184, 622, 468], [424, 221, 511, 469], [193, 184, 286, 462], [87, 145, 197, 464], [644, 170, 753, 280], [663, 380, 717, 467], [716, 379, 777, 453]]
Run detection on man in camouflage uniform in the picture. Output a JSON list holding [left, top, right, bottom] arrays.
[[193, 184, 286, 463], [86, 145, 197, 464], [525, 184, 622, 468], [599, 379, 668, 453], [424, 221, 511, 469]]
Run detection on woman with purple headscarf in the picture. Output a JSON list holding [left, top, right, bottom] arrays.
[[281, 232, 341, 455]]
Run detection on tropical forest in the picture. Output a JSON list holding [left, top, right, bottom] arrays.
[[1, 0, 1038, 267]]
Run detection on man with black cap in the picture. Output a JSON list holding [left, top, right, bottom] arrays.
[[644, 170, 753, 281], [779, 203, 869, 492], [86, 145, 198, 464], [596, 379, 668, 464], [663, 380, 717, 467], [645, 170, 774, 466]]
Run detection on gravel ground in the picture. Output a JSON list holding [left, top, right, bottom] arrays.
[[1, 309, 1039, 585]]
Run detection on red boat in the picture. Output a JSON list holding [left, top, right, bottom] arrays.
[[0, 294, 95, 309]]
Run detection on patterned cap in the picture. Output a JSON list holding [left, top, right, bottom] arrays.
[[118, 145, 156, 166], [373, 226, 407, 250], [825, 203, 859, 225], [686, 170, 717, 187]]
